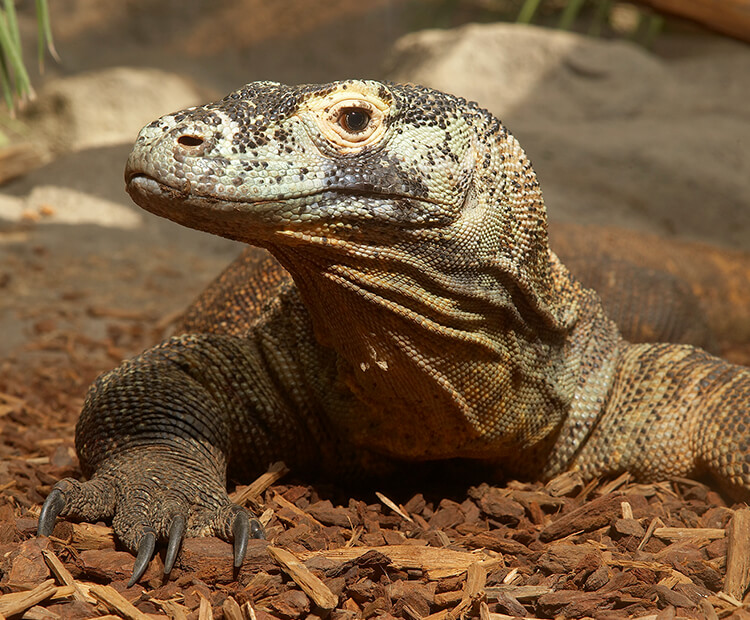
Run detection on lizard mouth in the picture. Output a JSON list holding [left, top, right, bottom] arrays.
[[125, 173, 287, 243], [126, 170, 451, 243], [127, 172, 437, 207], [126, 173, 276, 213]]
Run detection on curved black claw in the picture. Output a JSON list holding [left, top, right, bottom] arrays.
[[250, 517, 265, 540], [38, 488, 66, 537], [163, 515, 185, 576], [128, 529, 156, 587], [232, 510, 250, 568]]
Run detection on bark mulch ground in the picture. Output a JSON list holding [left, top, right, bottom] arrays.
[[1, 320, 750, 620]]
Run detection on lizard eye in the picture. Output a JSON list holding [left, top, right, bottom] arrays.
[[339, 107, 370, 133], [307, 92, 389, 153]]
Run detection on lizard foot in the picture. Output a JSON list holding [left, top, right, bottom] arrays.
[[38, 458, 264, 586]]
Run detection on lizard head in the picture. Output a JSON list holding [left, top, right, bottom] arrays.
[[125, 79, 484, 239], [126, 79, 572, 333]]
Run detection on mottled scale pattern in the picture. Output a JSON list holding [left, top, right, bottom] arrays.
[[42, 80, 750, 564]]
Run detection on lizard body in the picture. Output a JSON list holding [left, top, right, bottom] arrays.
[[38, 80, 750, 584]]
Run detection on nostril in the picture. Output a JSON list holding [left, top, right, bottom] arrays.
[[177, 135, 204, 147]]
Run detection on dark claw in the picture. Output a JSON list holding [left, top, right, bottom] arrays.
[[164, 515, 185, 575], [232, 510, 250, 568], [38, 488, 66, 537], [250, 517, 265, 540], [128, 529, 156, 587]]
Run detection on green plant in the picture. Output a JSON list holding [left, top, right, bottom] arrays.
[[0, 0, 57, 112], [517, 0, 663, 45]]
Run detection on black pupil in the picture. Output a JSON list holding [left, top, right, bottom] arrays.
[[343, 109, 369, 132]]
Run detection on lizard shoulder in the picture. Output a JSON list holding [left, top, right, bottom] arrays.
[[178, 247, 293, 336]]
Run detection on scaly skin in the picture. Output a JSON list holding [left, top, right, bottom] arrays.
[[38, 80, 750, 583]]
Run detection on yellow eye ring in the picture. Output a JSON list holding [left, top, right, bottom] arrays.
[[325, 100, 379, 145], [305, 90, 390, 154]]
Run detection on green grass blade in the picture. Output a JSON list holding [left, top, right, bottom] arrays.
[[36, 0, 59, 66], [558, 0, 587, 30], [0, 32, 15, 110], [2, 0, 20, 49], [517, 0, 544, 24], [0, 6, 31, 99]]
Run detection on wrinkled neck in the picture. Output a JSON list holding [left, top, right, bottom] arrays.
[[268, 237, 579, 460]]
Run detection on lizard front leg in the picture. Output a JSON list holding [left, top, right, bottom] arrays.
[[569, 343, 750, 496], [38, 331, 336, 585]]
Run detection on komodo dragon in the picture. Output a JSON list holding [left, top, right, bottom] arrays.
[[38, 80, 750, 585]]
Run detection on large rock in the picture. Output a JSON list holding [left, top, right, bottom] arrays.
[[22, 67, 207, 155], [385, 23, 750, 250], [386, 23, 671, 124]]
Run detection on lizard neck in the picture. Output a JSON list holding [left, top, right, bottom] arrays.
[[268, 233, 589, 462]]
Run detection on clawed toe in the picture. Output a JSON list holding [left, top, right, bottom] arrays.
[[231, 507, 266, 568], [232, 510, 250, 568], [38, 488, 66, 537], [164, 515, 186, 575], [250, 516, 265, 540], [128, 528, 156, 587]]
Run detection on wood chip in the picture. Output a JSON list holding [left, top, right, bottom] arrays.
[[88, 584, 152, 620], [716, 590, 743, 607], [479, 600, 492, 620], [267, 546, 338, 612], [597, 472, 632, 495], [421, 610, 450, 620], [0, 579, 57, 617], [258, 508, 274, 526], [723, 507, 750, 601], [540, 493, 641, 541], [621, 501, 634, 520], [485, 585, 554, 601], [243, 602, 259, 620], [376, 491, 414, 523], [657, 568, 693, 589], [41, 549, 95, 603], [653, 527, 725, 541], [22, 604, 63, 620], [271, 492, 325, 528], [198, 593, 213, 620], [503, 568, 520, 585], [231, 461, 289, 506], [463, 562, 486, 600], [434, 590, 463, 607], [155, 598, 190, 620], [68, 522, 116, 550], [450, 561, 487, 617], [484, 614, 541, 620], [637, 516, 664, 550], [544, 471, 584, 497], [298, 545, 495, 580], [699, 596, 721, 620], [222, 596, 244, 620]]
